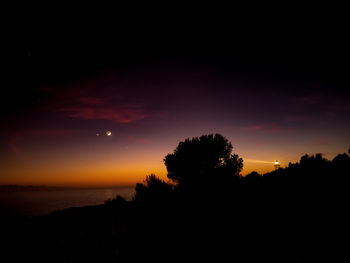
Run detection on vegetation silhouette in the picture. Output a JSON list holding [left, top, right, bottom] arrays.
[[1, 135, 348, 262], [133, 174, 174, 203], [164, 134, 243, 188]]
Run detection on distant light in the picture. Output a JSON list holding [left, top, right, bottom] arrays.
[[274, 160, 280, 170], [106, 131, 112, 136], [96, 133, 100, 136]]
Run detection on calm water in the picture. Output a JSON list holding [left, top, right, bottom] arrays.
[[0, 187, 135, 216]]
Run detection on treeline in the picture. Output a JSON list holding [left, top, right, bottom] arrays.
[[123, 134, 349, 262], [2, 134, 348, 262], [132, 135, 349, 208]]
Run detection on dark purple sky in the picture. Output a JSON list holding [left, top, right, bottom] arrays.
[[1, 19, 349, 186]]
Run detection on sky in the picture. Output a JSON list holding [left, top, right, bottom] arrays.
[[1, 20, 349, 186]]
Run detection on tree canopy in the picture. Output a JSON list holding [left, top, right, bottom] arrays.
[[164, 134, 243, 187]]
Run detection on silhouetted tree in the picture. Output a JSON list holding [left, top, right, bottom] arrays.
[[104, 195, 127, 206], [245, 171, 261, 179], [133, 174, 173, 203], [164, 134, 243, 188], [244, 171, 262, 184], [332, 152, 350, 168], [332, 152, 350, 198]]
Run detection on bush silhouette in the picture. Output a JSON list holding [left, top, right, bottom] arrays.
[[104, 195, 127, 206], [245, 171, 261, 179], [164, 134, 243, 188], [244, 171, 262, 184], [133, 174, 173, 203]]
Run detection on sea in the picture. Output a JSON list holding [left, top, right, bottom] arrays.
[[0, 186, 135, 216]]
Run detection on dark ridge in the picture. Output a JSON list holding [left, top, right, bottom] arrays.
[[1, 135, 348, 262]]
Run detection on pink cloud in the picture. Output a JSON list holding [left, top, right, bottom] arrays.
[[60, 106, 148, 123], [244, 125, 266, 131], [9, 128, 82, 153]]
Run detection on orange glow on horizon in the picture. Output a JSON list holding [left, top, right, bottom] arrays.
[[1, 159, 279, 186], [1, 158, 168, 187]]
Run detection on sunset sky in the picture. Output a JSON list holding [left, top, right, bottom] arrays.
[[1, 24, 349, 186]]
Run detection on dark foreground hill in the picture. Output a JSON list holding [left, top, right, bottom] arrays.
[[1, 138, 349, 262]]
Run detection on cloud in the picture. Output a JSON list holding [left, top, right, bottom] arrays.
[[59, 106, 148, 124], [53, 87, 149, 124]]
